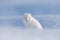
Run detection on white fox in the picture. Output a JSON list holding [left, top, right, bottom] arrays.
[[23, 13, 43, 31]]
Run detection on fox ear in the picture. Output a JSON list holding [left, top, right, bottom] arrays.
[[29, 13, 31, 16]]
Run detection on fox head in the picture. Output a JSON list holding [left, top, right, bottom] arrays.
[[23, 13, 32, 22]]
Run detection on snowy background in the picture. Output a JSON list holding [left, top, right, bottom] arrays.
[[0, 0, 60, 40]]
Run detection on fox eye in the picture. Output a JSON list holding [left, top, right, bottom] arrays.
[[25, 17, 27, 19], [25, 17, 30, 22]]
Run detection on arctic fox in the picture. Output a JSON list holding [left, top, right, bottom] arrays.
[[23, 13, 43, 31]]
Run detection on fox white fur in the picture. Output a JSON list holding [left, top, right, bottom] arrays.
[[23, 13, 43, 30]]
